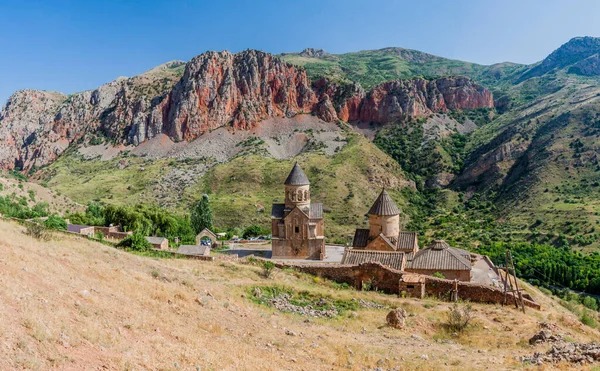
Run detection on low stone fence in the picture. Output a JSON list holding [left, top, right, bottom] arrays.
[[272, 260, 540, 309], [153, 249, 239, 262], [424, 276, 541, 309]]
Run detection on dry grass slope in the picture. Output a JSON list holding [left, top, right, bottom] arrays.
[[0, 219, 599, 370]]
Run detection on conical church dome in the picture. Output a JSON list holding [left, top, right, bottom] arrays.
[[284, 162, 310, 185], [367, 189, 400, 216]]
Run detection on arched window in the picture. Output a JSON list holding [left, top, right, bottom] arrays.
[[304, 190, 308, 201], [292, 190, 297, 201]]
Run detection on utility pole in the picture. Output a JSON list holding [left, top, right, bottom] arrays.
[[502, 249, 525, 313]]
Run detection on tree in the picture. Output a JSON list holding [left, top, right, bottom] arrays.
[[191, 194, 213, 234], [44, 215, 67, 231], [117, 231, 152, 252]]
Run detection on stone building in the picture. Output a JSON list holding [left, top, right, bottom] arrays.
[[405, 240, 472, 281], [271, 163, 325, 260], [146, 236, 169, 250], [351, 189, 418, 255], [349, 189, 473, 281]]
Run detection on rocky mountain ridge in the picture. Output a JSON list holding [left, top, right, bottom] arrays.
[[0, 50, 493, 171]]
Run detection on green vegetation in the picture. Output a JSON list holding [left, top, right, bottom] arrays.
[[281, 48, 526, 91], [0, 194, 49, 219], [117, 231, 152, 252], [190, 194, 213, 234], [249, 285, 360, 315], [43, 215, 67, 231]]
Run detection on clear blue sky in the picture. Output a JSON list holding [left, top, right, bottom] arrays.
[[2, 0, 600, 105]]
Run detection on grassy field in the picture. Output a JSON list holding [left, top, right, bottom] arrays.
[[2, 218, 600, 370]]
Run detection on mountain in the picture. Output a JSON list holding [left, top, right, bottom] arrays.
[[0, 50, 492, 173], [519, 36, 600, 81], [6, 38, 600, 250]]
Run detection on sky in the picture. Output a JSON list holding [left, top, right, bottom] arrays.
[[2, 0, 600, 105]]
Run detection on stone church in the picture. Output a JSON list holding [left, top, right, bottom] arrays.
[[271, 163, 325, 260], [351, 189, 419, 255]]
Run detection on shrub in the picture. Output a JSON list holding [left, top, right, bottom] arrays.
[[44, 215, 67, 231], [583, 296, 599, 311], [24, 222, 51, 241], [432, 272, 445, 279], [445, 303, 473, 332], [262, 261, 275, 278], [117, 232, 152, 252]]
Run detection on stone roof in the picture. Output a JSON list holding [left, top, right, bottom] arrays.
[[341, 249, 405, 271], [352, 229, 370, 248], [177, 245, 210, 256], [145, 236, 167, 245], [397, 231, 418, 251], [309, 203, 323, 219], [284, 162, 310, 185], [352, 229, 418, 251], [67, 224, 93, 233], [407, 240, 471, 271], [271, 204, 285, 218], [368, 189, 400, 216], [271, 203, 323, 219]]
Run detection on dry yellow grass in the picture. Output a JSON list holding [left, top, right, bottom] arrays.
[[0, 219, 598, 370]]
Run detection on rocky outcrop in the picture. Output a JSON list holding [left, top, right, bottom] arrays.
[[0, 50, 493, 171], [166, 50, 317, 141], [314, 76, 493, 124]]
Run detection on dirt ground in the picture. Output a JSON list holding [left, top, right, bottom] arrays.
[[1, 219, 599, 370]]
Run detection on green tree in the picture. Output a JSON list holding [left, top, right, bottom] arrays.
[[44, 215, 67, 231], [190, 194, 213, 234]]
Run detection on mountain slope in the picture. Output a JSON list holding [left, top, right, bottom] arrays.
[[0, 50, 492, 172]]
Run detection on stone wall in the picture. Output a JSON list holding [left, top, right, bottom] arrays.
[[273, 260, 540, 309], [407, 268, 471, 282], [424, 276, 541, 309]]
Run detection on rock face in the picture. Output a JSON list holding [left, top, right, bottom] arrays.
[[0, 50, 493, 171], [314, 76, 493, 124], [166, 50, 317, 141]]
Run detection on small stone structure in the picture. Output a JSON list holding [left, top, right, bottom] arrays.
[[399, 273, 426, 298], [67, 224, 131, 241], [271, 163, 325, 260], [146, 236, 168, 250], [196, 228, 217, 246], [178, 245, 210, 256], [67, 224, 95, 237]]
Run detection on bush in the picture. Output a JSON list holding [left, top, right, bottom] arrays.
[[43, 215, 67, 231], [583, 296, 599, 311], [117, 232, 152, 252], [432, 272, 445, 279], [262, 261, 275, 278], [24, 222, 50, 241], [445, 303, 473, 332]]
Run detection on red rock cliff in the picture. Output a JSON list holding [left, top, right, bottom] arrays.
[[0, 51, 493, 171]]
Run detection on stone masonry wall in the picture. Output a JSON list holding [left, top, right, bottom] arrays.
[[273, 260, 540, 309]]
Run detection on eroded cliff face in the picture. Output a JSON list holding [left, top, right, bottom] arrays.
[[166, 50, 317, 141], [315, 76, 494, 123], [0, 50, 493, 171]]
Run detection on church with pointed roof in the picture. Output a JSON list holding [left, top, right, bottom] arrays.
[[350, 189, 419, 255], [344, 189, 473, 281], [271, 163, 325, 260]]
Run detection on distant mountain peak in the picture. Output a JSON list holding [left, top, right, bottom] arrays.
[[299, 48, 328, 57], [519, 36, 600, 81]]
